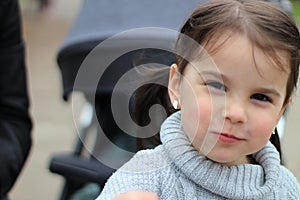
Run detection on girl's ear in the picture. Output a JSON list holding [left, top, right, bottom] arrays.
[[168, 64, 181, 109]]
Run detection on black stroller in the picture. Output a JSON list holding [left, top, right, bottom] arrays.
[[48, 1, 204, 199]]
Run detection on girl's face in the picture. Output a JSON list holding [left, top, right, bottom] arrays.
[[168, 34, 289, 166]]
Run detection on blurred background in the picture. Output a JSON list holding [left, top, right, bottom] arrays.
[[10, 0, 82, 199], [6, 0, 300, 199]]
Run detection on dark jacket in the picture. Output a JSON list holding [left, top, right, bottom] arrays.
[[0, 0, 32, 198]]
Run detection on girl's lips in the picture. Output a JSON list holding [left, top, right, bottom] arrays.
[[214, 132, 245, 144]]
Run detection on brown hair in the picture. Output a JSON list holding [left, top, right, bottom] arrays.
[[134, 0, 300, 156]]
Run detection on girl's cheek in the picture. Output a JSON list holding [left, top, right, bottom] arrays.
[[249, 110, 277, 134], [189, 98, 212, 135]]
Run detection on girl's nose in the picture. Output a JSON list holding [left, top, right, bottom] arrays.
[[223, 98, 247, 124]]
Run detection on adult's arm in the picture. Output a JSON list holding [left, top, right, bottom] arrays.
[[0, 0, 32, 197]]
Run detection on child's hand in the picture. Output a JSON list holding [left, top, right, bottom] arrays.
[[113, 191, 160, 200]]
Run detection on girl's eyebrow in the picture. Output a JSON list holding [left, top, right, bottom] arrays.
[[197, 69, 282, 97], [253, 88, 281, 97], [196, 69, 225, 81]]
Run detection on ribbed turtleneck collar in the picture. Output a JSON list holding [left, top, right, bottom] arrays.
[[160, 111, 280, 199]]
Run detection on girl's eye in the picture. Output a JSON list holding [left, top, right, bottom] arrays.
[[251, 93, 272, 103], [205, 81, 226, 91]]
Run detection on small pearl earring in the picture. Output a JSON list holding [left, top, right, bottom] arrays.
[[173, 99, 179, 109]]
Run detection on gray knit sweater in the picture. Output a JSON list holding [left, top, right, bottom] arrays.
[[97, 111, 300, 200]]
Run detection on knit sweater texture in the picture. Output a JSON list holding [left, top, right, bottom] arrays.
[[97, 111, 300, 200]]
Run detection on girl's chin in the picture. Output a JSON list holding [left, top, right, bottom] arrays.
[[192, 142, 249, 166]]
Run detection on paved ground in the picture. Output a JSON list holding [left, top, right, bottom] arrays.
[[8, 1, 300, 199]]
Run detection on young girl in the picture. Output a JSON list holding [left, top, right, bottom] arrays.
[[97, 0, 300, 199]]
